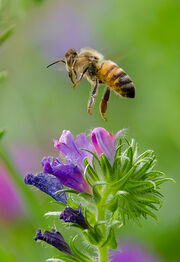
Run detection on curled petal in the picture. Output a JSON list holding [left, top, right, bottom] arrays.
[[42, 157, 90, 193], [24, 172, 67, 203], [34, 228, 72, 255], [60, 205, 88, 229], [90, 127, 123, 162]]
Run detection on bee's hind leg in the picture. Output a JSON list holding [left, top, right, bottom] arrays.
[[100, 87, 111, 121], [87, 79, 99, 115]]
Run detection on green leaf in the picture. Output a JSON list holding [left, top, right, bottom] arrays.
[[145, 171, 166, 179], [0, 25, 15, 45], [127, 180, 157, 191], [101, 227, 117, 249], [154, 178, 175, 185], [83, 229, 99, 245], [133, 194, 162, 206], [100, 154, 113, 182], [133, 201, 158, 221], [44, 211, 61, 217], [92, 181, 107, 202], [47, 254, 79, 262], [0, 128, 6, 140], [78, 192, 93, 201], [105, 194, 118, 212], [85, 209, 96, 226]]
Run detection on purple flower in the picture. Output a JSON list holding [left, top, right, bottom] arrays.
[[54, 130, 93, 171], [90, 127, 123, 162], [109, 242, 160, 262], [34, 228, 72, 256], [60, 205, 88, 229], [24, 172, 67, 203], [41, 157, 91, 193]]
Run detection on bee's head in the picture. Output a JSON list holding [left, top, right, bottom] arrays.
[[47, 48, 77, 70]]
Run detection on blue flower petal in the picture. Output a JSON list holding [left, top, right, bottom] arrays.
[[34, 228, 72, 255], [24, 172, 67, 203]]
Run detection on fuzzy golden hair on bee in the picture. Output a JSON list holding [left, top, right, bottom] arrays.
[[47, 47, 135, 120]]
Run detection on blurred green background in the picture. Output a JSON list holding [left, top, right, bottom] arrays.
[[0, 0, 179, 261]]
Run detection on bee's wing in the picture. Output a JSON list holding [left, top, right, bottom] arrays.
[[105, 48, 135, 63]]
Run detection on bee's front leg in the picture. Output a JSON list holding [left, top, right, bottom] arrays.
[[87, 79, 99, 115], [100, 87, 111, 121], [68, 71, 74, 84], [72, 68, 78, 80], [72, 66, 89, 89]]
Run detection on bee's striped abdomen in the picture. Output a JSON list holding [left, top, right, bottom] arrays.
[[98, 61, 135, 98]]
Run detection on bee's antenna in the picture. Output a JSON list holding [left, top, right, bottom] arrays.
[[47, 59, 65, 68]]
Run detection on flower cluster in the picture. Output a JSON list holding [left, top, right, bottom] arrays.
[[24, 127, 172, 262]]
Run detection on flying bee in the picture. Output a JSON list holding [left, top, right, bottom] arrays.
[[47, 47, 135, 120]]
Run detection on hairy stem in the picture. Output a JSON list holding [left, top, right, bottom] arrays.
[[96, 185, 110, 262]]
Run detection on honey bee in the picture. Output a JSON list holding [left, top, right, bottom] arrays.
[[47, 48, 135, 120]]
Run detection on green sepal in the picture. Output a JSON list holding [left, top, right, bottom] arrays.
[[78, 192, 93, 201], [115, 138, 124, 157], [135, 149, 154, 162], [113, 166, 136, 190], [92, 181, 107, 202], [55, 189, 78, 194], [100, 154, 113, 182], [0, 25, 15, 45], [120, 146, 133, 175], [83, 157, 99, 182], [80, 148, 101, 165], [67, 198, 78, 209], [133, 157, 156, 179], [0, 129, 6, 140], [113, 156, 121, 180], [84, 172, 93, 187], [101, 227, 117, 249]]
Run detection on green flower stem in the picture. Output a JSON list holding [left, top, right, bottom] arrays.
[[0, 144, 43, 226], [96, 186, 111, 262], [98, 245, 107, 262], [97, 205, 107, 262]]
